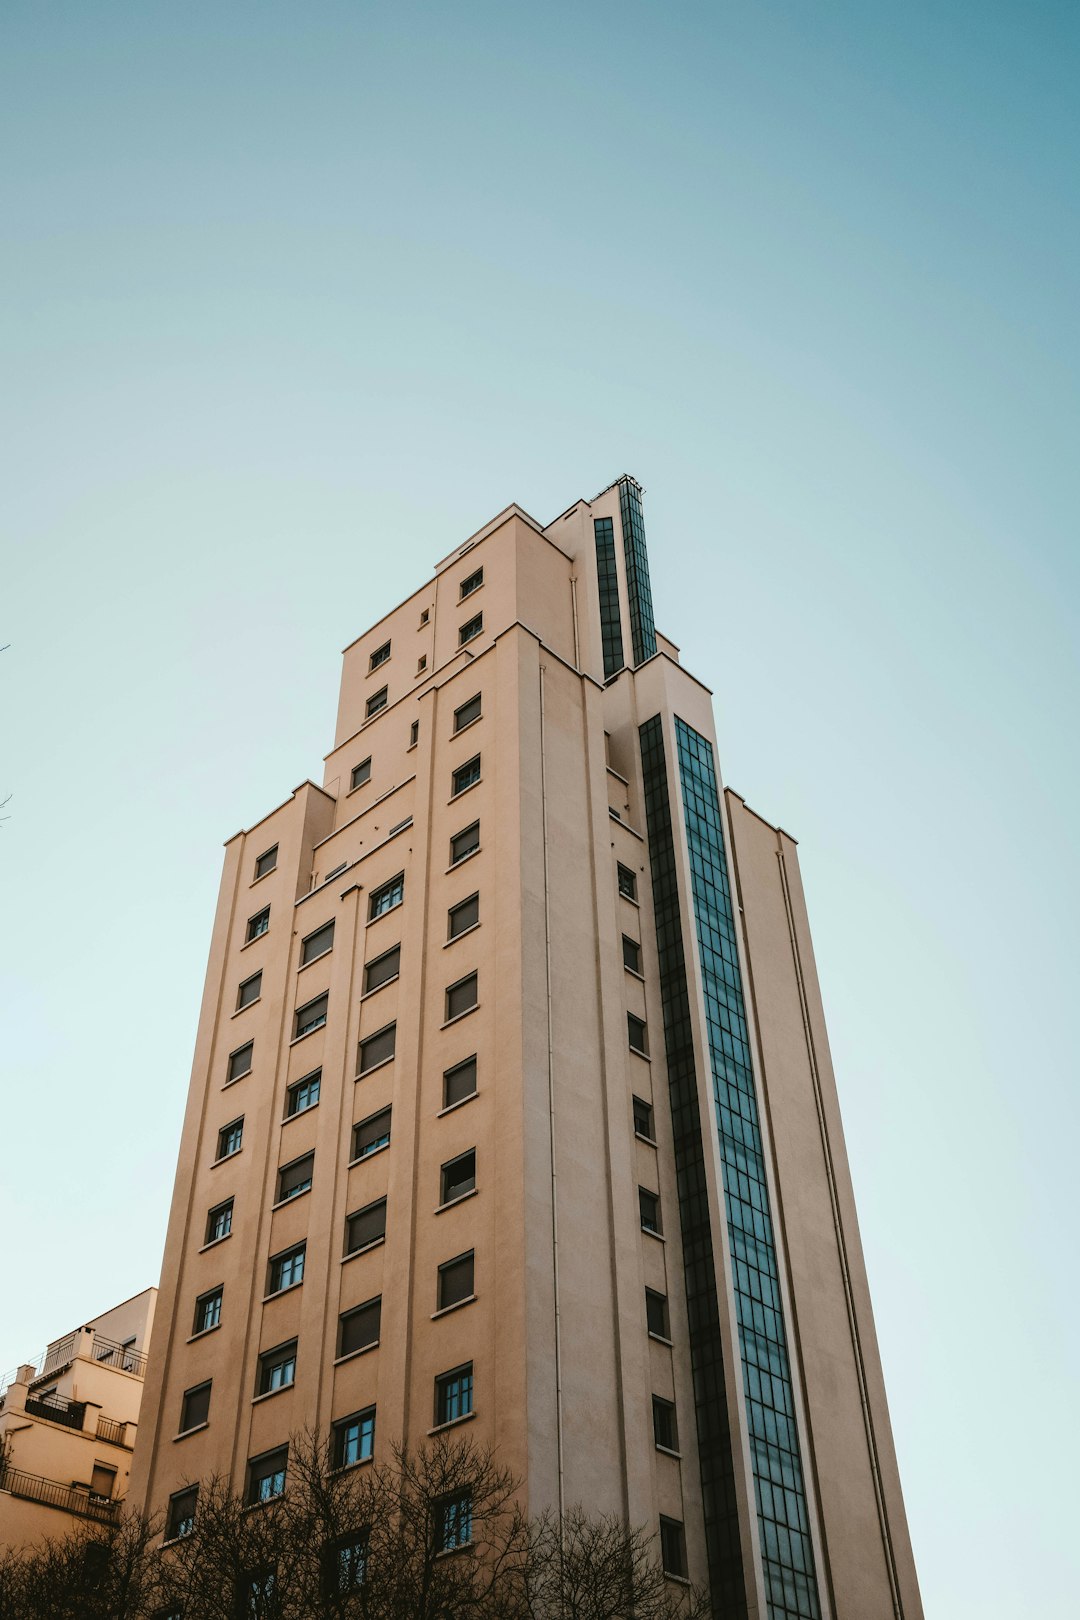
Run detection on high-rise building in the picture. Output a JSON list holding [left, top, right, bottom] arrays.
[[130, 477, 922, 1618]]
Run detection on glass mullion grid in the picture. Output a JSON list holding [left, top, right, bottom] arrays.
[[674, 718, 821, 1620], [618, 478, 657, 666], [593, 517, 626, 679]]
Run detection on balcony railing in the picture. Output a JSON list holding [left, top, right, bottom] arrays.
[[91, 1335, 148, 1378], [0, 1464, 120, 1525], [25, 1392, 87, 1430], [95, 1414, 129, 1447]]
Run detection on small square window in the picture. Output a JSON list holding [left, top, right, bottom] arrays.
[[369, 874, 404, 919], [440, 1149, 476, 1206], [450, 822, 480, 865], [451, 756, 481, 796], [295, 993, 328, 1039], [633, 1096, 655, 1140], [639, 1187, 661, 1235], [458, 613, 483, 646], [216, 1118, 243, 1161], [660, 1516, 687, 1579], [459, 566, 484, 600], [268, 1243, 306, 1295], [447, 894, 479, 940], [227, 1041, 253, 1083], [301, 920, 335, 965], [237, 971, 262, 1011], [194, 1287, 222, 1335], [436, 1363, 473, 1425], [410, 719, 420, 747], [366, 686, 388, 719], [345, 1197, 387, 1256], [364, 944, 401, 993], [445, 972, 478, 1022], [622, 935, 642, 974], [179, 1381, 211, 1434], [453, 694, 482, 733], [339, 1297, 381, 1357], [628, 1013, 649, 1056], [285, 1070, 321, 1117], [166, 1485, 198, 1540], [436, 1489, 472, 1551], [351, 758, 372, 792], [645, 1288, 670, 1339], [254, 846, 278, 881], [653, 1395, 678, 1452], [333, 1407, 375, 1469], [353, 1107, 392, 1160], [257, 1339, 297, 1396], [206, 1199, 233, 1244], [437, 1250, 474, 1311], [617, 863, 638, 901], [420, 607, 430, 626], [443, 1056, 477, 1108], [246, 907, 270, 943], [277, 1153, 314, 1203], [327, 1531, 368, 1596], [247, 1445, 288, 1505], [369, 641, 391, 672], [358, 1023, 396, 1074]]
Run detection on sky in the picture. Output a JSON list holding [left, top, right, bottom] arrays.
[[1, 2, 1077, 1612]]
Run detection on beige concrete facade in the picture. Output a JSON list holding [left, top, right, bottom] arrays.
[[0, 1289, 156, 1549], [130, 478, 921, 1618]]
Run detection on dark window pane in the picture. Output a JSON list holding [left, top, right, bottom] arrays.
[[645, 1289, 669, 1339], [345, 1198, 387, 1256], [237, 972, 262, 1010], [622, 935, 642, 973], [351, 757, 371, 791], [216, 1118, 243, 1160], [295, 993, 328, 1038], [277, 1153, 314, 1203], [460, 566, 483, 599], [617, 863, 637, 900], [653, 1396, 678, 1451], [206, 1200, 233, 1243], [437, 1251, 474, 1310], [365, 686, 388, 718], [436, 1490, 472, 1550], [369, 640, 391, 670], [628, 1013, 648, 1055], [364, 945, 400, 993], [268, 1243, 305, 1294], [333, 1408, 375, 1469], [436, 1363, 473, 1425], [301, 920, 335, 965], [358, 1023, 396, 1074], [446, 973, 478, 1021], [180, 1382, 211, 1433], [639, 1187, 661, 1234], [194, 1288, 222, 1334], [452, 756, 481, 796], [353, 1108, 392, 1159], [166, 1486, 198, 1540], [286, 1070, 321, 1116], [247, 1446, 288, 1505], [440, 1150, 476, 1206], [257, 1340, 297, 1396], [409, 719, 419, 746], [660, 1517, 687, 1579], [327, 1532, 368, 1595], [448, 895, 479, 939], [450, 822, 480, 864], [369, 874, 404, 919], [459, 613, 483, 645], [339, 1298, 381, 1357], [633, 1096, 654, 1139], [453, 694, 482, 732], [227, 1041, 253, 1083], [255, 846, 278, 880], [247, 907, 270, 943], [443, 1056, 477, 1108]]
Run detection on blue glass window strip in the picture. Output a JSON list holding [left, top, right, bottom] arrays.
[[639, 715, 748, 1620], [593, 517, 625, 679], [618, 478, 657, 665], [673, 717, 821, 1620]]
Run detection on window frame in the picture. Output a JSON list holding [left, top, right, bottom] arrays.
[[226, 1040, 254, 1083], [627, 1012, 649, 1056], [633, 1096, 655, 1141], [435, 1362, 474, 1426], [453, 693, 482, 733], [215, 1117, 244, 1162], [333, 1406, 376, 1470], [652, 1394, 679, 1453], [436, 1488, 473, 1551], [357, 1022, 397, 1075], [267, 1242, 306, 1296], [179, 1381, 212, 1435], [459, 565, 484, 600], [363, 944, 401, 994], [439, 1149, 476, 1208], [645, 1288, 670, 1340], [451, 755, 481, 797], [205, 1198, 233, 1245], [368, 873, 404, 920], [276, 1152, 314, 1205], [246, 1445, 288, 1506], [285, 1069, 321, 1118], [436, 1250, 475, 1312], [617, 862, 638, 901], [449, 821, 480, 866], [246, 906, 270, 943], [165, 1485, 198, 1542], [445, 971, 478, 1023], [338, 1297, 382, 1359], [256, 1338, 298, 1397], [254, 846, 278, 881], [193, 1286, 223, 1336], [458, 612, 483, 646], [365, 685, 388, 719], [659, 1516, 688, 1580], [344, 1197, 387, 1257], [622, 934, 642, 974], [350, 757, 372, 792], [447, 893, 479, 941], [352, 1107, 392, 1161], [236, 971, 262, 1011], [442, 1055, 478, 1110], [294, 992, 329, 1039], [638, 1186, 662, 1235], [300, 919, 335, 966], [369, 640, 391, 672]]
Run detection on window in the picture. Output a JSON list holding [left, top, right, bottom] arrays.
[[645, 1288, 670, 1340], [165, 1485, 197, 1541], [660, 1516, 687, 1579], [352, 1108, 391, 1160], [364, 944, 400, 993], [628, 1013, 649, 1055], [276, 1152, 314, 1203], [445, 972, 478, 1022], [369, 874, 404, 919], [339, 1297, 381, 1357], [247, 907, 270, 943], [216, 1118, 243, 1160], [450, 822, 480, 865], [268, 1243, 306, 1294], [420, 607, 430, 625], [227, 1041, 253, 1083], [410, 719, 420, 747], [351, 758, 371, 791], [639, 1187, 662, 1235], [453, 693, 482, 732], [460, 566, 483, 599], [206, 1199, 233, 1244], [327, 1532, 368, 1596], [622, 935, 642, 973], [333, 1407, 375, 1469], [417, 655, 427, 674], [436, 1363, 473, 1425], [237, 971, 262, 1011], [301, 920, 335, 965], [345, 1198, 387, 1256], [257, 1340, 297, 1396], [254, 846, 278, 881], [90, 1463, 117, 1500], [440, 1150, 476, 1206], [285, 1070, 321, 1117], [358, 1023, 396, 1074], [239, 1569, 276, 1616], [451, 756, 481, 796], [325, 861, 347, 881], [369, 640, 391, 671], [179, 1381, 211, 1434], [437, 1251, 474, 1311], [617, 863, 638, 900], [458, 612, 483, 646], [447, 894, 479, 940], [443, 1056, 477, 1108], [294, 993, 328, 1039], [365, 686, 388, 719], [247, 1446, 288, 1505], [436, 1489, 472, 1551], [653, 1395, 678, 1452], [194, 1287, 223, 1335], [633, 1097, 655, 1140]]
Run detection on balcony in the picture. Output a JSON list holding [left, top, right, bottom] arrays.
[[0, 1463, 120, 1525], [24, 1392, 87, 1430], [91, 1334, 148, 1378]]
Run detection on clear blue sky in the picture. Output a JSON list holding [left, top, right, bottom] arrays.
[[2, 3, 1077, 1612]]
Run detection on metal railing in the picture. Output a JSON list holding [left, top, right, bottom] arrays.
[[95, 1415, 129, 1447], [91, 1335, 148, 1378], [25, 1393, 87, 1431], [0, 1464, 120, 1525]]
